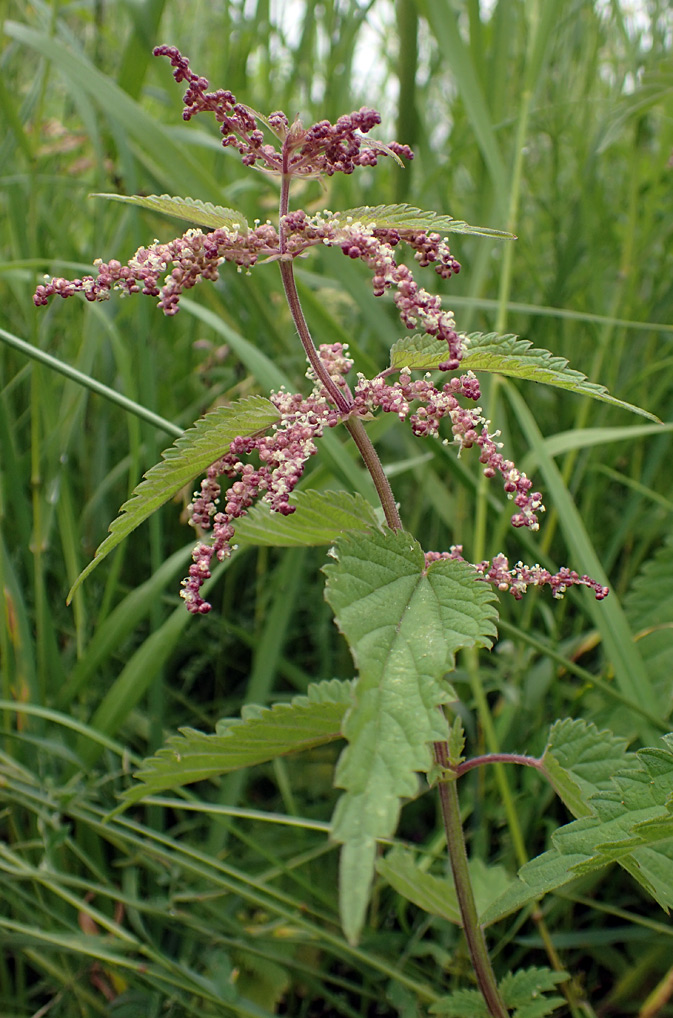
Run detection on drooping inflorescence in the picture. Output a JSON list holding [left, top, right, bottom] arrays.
[[352, 369, 544, 530], [181, 375, 343, 614], [33, 214, 463, 368], [34, 225, 279, 316], [425, 548, 609, 601]]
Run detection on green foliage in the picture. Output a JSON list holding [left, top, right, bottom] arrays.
[[483, 726, 673, 924], [91, 193, 250, 233], [431, 967, 567, 1018], [330, 204, 514, 238], [2, 1, 673, 1014], [377, 848, 515, 927], [234, 489, 382, 547], [67, 396, 278, 600], [541, 717, 630, 817], [324, 529, 497, 941], [624, 535, 673, 698], [391, 333, 660, 422], [120, 678, 352, 806], [447, 714, 466, 766]]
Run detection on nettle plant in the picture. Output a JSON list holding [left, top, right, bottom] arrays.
[[36, 47, 672, 1017]]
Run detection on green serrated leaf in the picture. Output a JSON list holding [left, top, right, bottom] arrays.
[[389, 332, 660, 423], [478, 847, 579, 926], [499, 967, 568, 1015], [482, 734, 673, 924], [323, 529, 498, 942], [118, 678, 353, 809], [542, 718, 630, 818], [330, 204, 513, 239], [67, 396, 279, 601], [447, 715, 466, 766], [430, 988, 490, 1018], [234, 490, 381, 547], [554, 745, 673, 900], [389, 333, 448, 370], [90, 192, 249, 233], [431, 967, 567, 1017], [512, 1000, 566, 1018]]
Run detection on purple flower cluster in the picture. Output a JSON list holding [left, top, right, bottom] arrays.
[[33, 224, 278, 316], [425, 548, 609, 601], [181, 341, 554, 614], [351, 369, 544, 531], [182, 377, 343, 613], [153, 45, 412, 176], [336, 225, 463, 370], [477, 429, 544, 530], [34, 214, 463, 366]]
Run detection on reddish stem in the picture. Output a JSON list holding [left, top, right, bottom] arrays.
[[455, 753, 545, 778], [434, 741, 509, 1018], [276, 144, 402, 532]]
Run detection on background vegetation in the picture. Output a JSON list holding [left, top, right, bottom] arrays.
[[1, 0, 672, 1014]]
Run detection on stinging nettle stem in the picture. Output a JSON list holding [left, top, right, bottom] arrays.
[[434, 740, 510, 1018], [278, 154, 350, 413], [277, 154, 403, 533], [343, 417, 402, 531], [278, 257, 351, 414]]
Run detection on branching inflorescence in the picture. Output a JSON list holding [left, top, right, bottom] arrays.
[[34, 46, 608, 613], [151, 44, 413, 177]]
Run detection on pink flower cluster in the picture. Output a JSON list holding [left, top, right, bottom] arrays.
[[336, 225, 462, 370], [477, 430, 544, 530], [351, 368, 544, 531], [182, 342, 554, 614], [425, 548, 609, 601], [34, 214, 463, 367], [182, 379, 342, 614], [153, 45, 412, 176], [33, 224, 278, 316]]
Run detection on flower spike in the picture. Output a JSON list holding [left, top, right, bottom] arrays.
[[153, 45, 412, 177]]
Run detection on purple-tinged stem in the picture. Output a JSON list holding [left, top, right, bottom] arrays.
[[434, 740, 509, 1018], [278, 150, 350, 412], [277, 147, 403, 533], [343, 417, 402, 531], [455, 753, 544, 778], [278, 258, 352, 414]]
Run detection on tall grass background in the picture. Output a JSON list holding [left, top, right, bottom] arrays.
[[1, 0, 672, 1014]]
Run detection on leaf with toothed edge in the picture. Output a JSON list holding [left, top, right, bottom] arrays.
[[67, 396, 279, 602], [480, 727, 673, 926], [430, 966, 568, 1017], [115, 678, 354, 811], [329, 204, 514, 238], [389, 332, 661, 423], [90, 193, 250, 233], [234, 489, 381, 547], [323, 528, 498, 944]]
